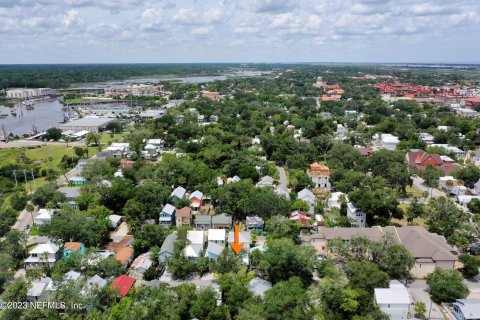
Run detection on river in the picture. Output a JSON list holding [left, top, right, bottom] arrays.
[[0, 99, 65, 136]]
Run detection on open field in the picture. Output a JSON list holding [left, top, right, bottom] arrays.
[[63, 97, 115, 104]]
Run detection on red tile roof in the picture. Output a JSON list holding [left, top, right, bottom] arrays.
[[112, 274, 135, 297], [176, 206, 192, 218], [64, 242, 82, 252]]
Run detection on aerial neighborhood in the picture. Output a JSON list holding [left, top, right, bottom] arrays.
[[2, 64, 480, 319]]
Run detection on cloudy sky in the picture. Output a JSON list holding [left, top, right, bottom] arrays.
[[0, 0, 479, 64]]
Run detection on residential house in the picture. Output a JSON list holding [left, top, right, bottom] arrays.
[[289, 211, 311, 228], [111, 274, 135, 298], [159, 233, 177, 263], [419, 132, 435, 146], [159, 203, 176, 228], [63, 242, 85, 258], [75, 158, 95, 175], [34, 209, 55, 225], [129, 253, 153, 280], [227, 176, 240, 183], [246, 216, 264, 232], [438, 176, 460, 192], [212, 213, 232, 229], [185, 230, 205, 260], [457, 195, 480, 209], [80, 275, 107, 296], [106, 143, 130, 158], [108, 214, 122, 229], [451, 185, 468, 196], [217, 177, 224, 186], [247, 278, 272, 298], [202, 91, 221, 101], [474, 179, 480, 195], [208, 229, 226, 246], [297, 188, 316, 214], [468, 151, 480, 166], [175, 207, 192, 228], [189, 190, 204, 209], [195, 215, 212, 230], [209, 115, 219, 123], [256, 175, 274, 188], [228, 231, 252, 251], [25, 242, 59, 269], [68, 177, 87, 186], [374, 281, 410, 320], [346, 202, 366, 228], [355, 146, 373, 157], [452, 299, 480, 320], [171, 186, 186, 200], [46, 271, 82, 293], [198, 114, 205, 124], [57, 187, 81, 209], [27, 278, 51, 302], [335, 124, 348, 141], [307, 162, 331, 194], [430, 144, 466, 158], [373, 133, 400, 150], [315, 226, 457, 278], [206, 242, 224, 260], [327, 192, 347, 210], [406, 149, 459, 174], [105, 236, 134, 268]]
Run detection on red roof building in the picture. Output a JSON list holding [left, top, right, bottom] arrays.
[[111, 274, 135, 297], [406, 150, 459, 174], [289, 211, 311, 228]]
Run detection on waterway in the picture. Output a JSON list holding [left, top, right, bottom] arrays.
[[77, 70, 273, 89], [0, 99, 65, 136]]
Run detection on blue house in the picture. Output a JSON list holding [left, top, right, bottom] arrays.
[[206, 242, 224, 260], [159, 204, 176, 228], [63, 242, 85, 258]]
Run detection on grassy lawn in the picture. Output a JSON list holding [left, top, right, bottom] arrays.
[[0, 148, 22, 166], [406, 185, 424, 198], [29, 224, 46, 236], [63, 97, 114, 104], [392, 202, 427, 227], [100, 132, 127, 145]]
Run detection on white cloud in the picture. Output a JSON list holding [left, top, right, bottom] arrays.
[[191, 26, 212, 35], [140, 8, 164, 31]]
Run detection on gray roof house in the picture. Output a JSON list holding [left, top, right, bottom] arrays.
[[247, 277, 272, 298], [27, 278, 51, 302], [316, 226, 457, 278], [80, 275, 107, 296], [246, 216, 264, 232], [159, 204, 176, 228], [171, 186, 186, 200], [297, 188, 316, 206], [256, 176, 274, 188], [212, 213, 233, 229], [58, 187, 81, 209], [159, 233, 178, 262], [195, 215, 212, 230], [452, 299, 480, 320]]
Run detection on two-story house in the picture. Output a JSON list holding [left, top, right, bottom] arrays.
[[159, 204, 176, 228], [212, 213, 232, 229], [175, 207, 192, 228], [25, 242, 59, 269], [189, 190, 204, 210], [307, 162, 331, 194]]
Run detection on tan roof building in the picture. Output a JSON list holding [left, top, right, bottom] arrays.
[[313, 226, 457, 278]]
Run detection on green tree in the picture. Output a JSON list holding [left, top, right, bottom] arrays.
[[85, 132, 101, 146], [132, 224, 169, 254], [10, 192, 28, 211], [406, 197, 426, 225], [454, 165, 480, 188], [459, 254, 480, 278], [258, 238, 316, 286], [31, 184, 66, 207], [426, 269, 469, 303], [467, 198, 480, 214], [348, 261, 390, 293], [263, 277, 314, 320], [422, 165, 443, 188], [45, 127, 63, 141], [415, 301, 426, 319], [265, 215, 302, 241]]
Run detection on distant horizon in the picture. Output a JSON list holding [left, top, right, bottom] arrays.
[[1, 61, 480, 66]]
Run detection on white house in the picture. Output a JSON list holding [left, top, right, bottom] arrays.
[[208, 229, 226, 246], [327, 192, 346, 210], [347, 202, 366, 228], [298, 188, 315, 206], [374, 281, 410, 320], [25, 242, 59, 269], [335, 124, 348, 141], [80, 275, 107, 296], [419, 132, 434, 146], [457, 195, 480, 209], [468, 151, 480, 166], [171, 186, 186, 200], [27, 278, 52, 302], [227, 231, 252, 251], [373, 133, 400, 150], [107, 214, 122, 229], [34, 209, 55, 225]]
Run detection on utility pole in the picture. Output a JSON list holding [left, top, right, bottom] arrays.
[[31, 170, 36, 190], [23, 169, 32, 193], [13, 170, 18, 187]]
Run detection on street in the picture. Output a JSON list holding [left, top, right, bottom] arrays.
[[12, 207, 36, 233], [276, 165, 289, 198], [408, 280, 445, 319], [411, 176, 447, 199]]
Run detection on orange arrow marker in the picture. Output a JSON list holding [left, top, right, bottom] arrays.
[[230, 223, 244, 254]]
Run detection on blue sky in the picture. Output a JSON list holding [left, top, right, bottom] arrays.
[[0, 0, 479, 64]]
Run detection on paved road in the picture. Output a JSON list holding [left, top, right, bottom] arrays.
[[13, 207, 36, 232], [408, 280, 445, 319], [411, 176, 447, 199], [276, 166, 290, 198]]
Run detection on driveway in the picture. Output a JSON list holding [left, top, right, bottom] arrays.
[[276, 166, 289, 198], [13, 207, 36, 232], [408, 280, 445, 319], [411, 176, 446, 199]]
